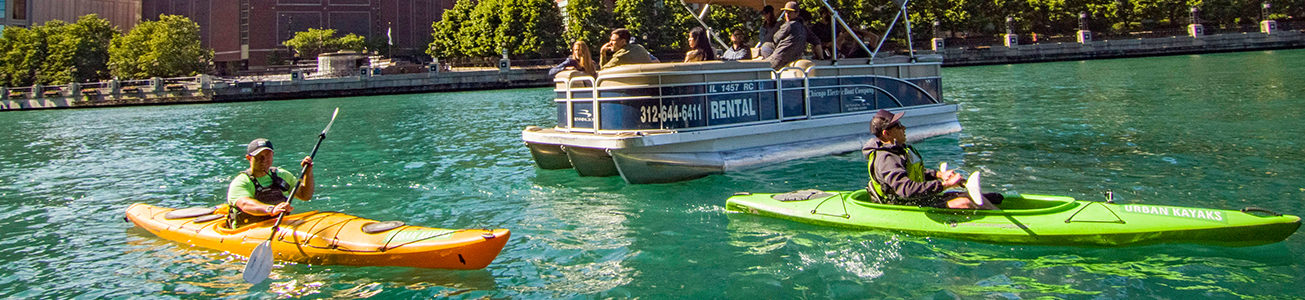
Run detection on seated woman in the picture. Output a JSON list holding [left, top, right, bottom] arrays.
[[684, 27, 717, 62], [549, 41, 598, 78]]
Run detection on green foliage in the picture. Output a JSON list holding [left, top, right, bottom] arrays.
[[565, 0, 614, 46], [428, 0, 1301, 59], [0, 15, 119, 86], [281, 28, 367, 58], [501, 0, 567, 58], [108, 15, 213, 80], [430, 0, 477, 58], [0, 25, 50, 86], [428, 0, 566, 59], [613, 0, 692, 53]]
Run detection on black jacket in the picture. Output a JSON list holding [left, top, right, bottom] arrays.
[[862, 137, 944, 199]]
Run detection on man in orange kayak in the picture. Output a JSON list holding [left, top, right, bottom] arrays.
[[862, 110, 1000, 209], [225, 138, 315, 228]]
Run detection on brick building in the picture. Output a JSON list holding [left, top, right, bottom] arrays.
[[31, 0, 141, 31], [142, 0, 454, 72]]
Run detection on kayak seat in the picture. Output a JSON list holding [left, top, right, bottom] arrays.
[[165, 207, 217, 220], [773, 189, 833, 201], [362, 221, 405, 234]]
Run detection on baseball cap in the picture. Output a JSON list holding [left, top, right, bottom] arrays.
[[870, 109, 904, 132], [781, 1, 799, 11], [246, 138, 274, 156]]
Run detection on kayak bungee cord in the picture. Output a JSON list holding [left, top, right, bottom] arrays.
[[809, 192, 851, 219]]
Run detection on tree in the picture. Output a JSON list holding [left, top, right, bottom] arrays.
[[565, 0, 614, 46], [462, 0, 505, 57], [498, 0, 567, 58], [0, 26, 46, 86], [109, 15, 213, 79], [430, 0, 566, 59], [48, 15, 119, 83], [282, 28, 367, 58], [430, 0, 477, 58], [613, 0, 693, 53]]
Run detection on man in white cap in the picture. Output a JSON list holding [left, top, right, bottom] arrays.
[[862, 110, 1000, 209], [225, 138, 316, 228]]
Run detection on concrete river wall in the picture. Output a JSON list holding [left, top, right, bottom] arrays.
[[0, 68, 553, 111], [941, 30, 1305, 66], [2, 30, 1303, 112]]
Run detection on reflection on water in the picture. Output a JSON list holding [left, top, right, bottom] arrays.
[[1, 50, 1303, 298]]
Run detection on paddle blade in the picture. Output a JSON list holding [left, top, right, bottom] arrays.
[[243, 241, 274, 284], [966, 172, 983, 206], [939, 162, 947, 172], [322, 108, 339, 136]]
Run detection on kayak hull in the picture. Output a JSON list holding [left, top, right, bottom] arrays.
[[725, 190, 1300, 247], [126, 203, 510, 269]]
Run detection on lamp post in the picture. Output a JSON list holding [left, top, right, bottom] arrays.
[[1261, 2, 1278, 34], [1077, 12, 1092, 43], [1188, 6, 1204, 37], [931, 21, 944, 51], [1004, 17, 1019, 47]]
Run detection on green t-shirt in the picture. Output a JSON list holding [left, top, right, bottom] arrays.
[[227, 168, 299, 205]]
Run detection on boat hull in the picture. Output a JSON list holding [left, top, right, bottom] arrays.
[[125, 203, 510, 269], [527, 58, 957, 184], [526, 104, 960, 184], [725, 190, 1301, 247]]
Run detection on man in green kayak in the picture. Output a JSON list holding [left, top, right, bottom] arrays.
[[225, 138, 315, 228], [862, 110, 1000, 209]]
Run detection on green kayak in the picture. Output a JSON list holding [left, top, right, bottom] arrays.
[[725, 189, 1300, 247]]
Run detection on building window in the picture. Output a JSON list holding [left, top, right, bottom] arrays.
[[11, 0, 24, 20]]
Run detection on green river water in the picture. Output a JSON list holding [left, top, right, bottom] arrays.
[[1, 49, 1302, 299]]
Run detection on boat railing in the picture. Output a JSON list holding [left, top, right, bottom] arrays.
[[553, 60, 942, 134]]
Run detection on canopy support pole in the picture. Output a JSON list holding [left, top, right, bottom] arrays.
[[871, 0, 911, 64], [815, 0, 873, 64], [680, 0, 732, 51]]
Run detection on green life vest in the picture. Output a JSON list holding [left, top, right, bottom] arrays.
[[866, 145, 925, 203]]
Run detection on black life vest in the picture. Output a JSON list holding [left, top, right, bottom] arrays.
[[227, 167, 290, 228]]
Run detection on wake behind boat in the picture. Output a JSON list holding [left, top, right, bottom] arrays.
[[522, 0, 960, 184], [725, 190, 1300, 247]]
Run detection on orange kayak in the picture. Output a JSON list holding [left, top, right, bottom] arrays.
[[125, 203, 510, 270]]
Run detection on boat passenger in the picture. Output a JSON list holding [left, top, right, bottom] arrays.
[[766, 1, 824, 70], [755, 5, 779, 59], [226, 138, 316, 228], [862, 110, 1001, 209], [549, 41, 598, 78], [684, 27, 717, 62], [599, 28, 653, 69], [721, 30, 753, 61], [812, 8, 834, 59]]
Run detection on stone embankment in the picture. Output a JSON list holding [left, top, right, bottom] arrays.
[[941, 31, 1304, 66], [0, 68, 553, 111], [4, 30, 1304, 111]]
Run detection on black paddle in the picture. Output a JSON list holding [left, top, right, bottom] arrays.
[[242, 108, 338, 284]]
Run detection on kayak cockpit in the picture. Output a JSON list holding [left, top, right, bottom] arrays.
[[844, 190, 1080, 215]]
